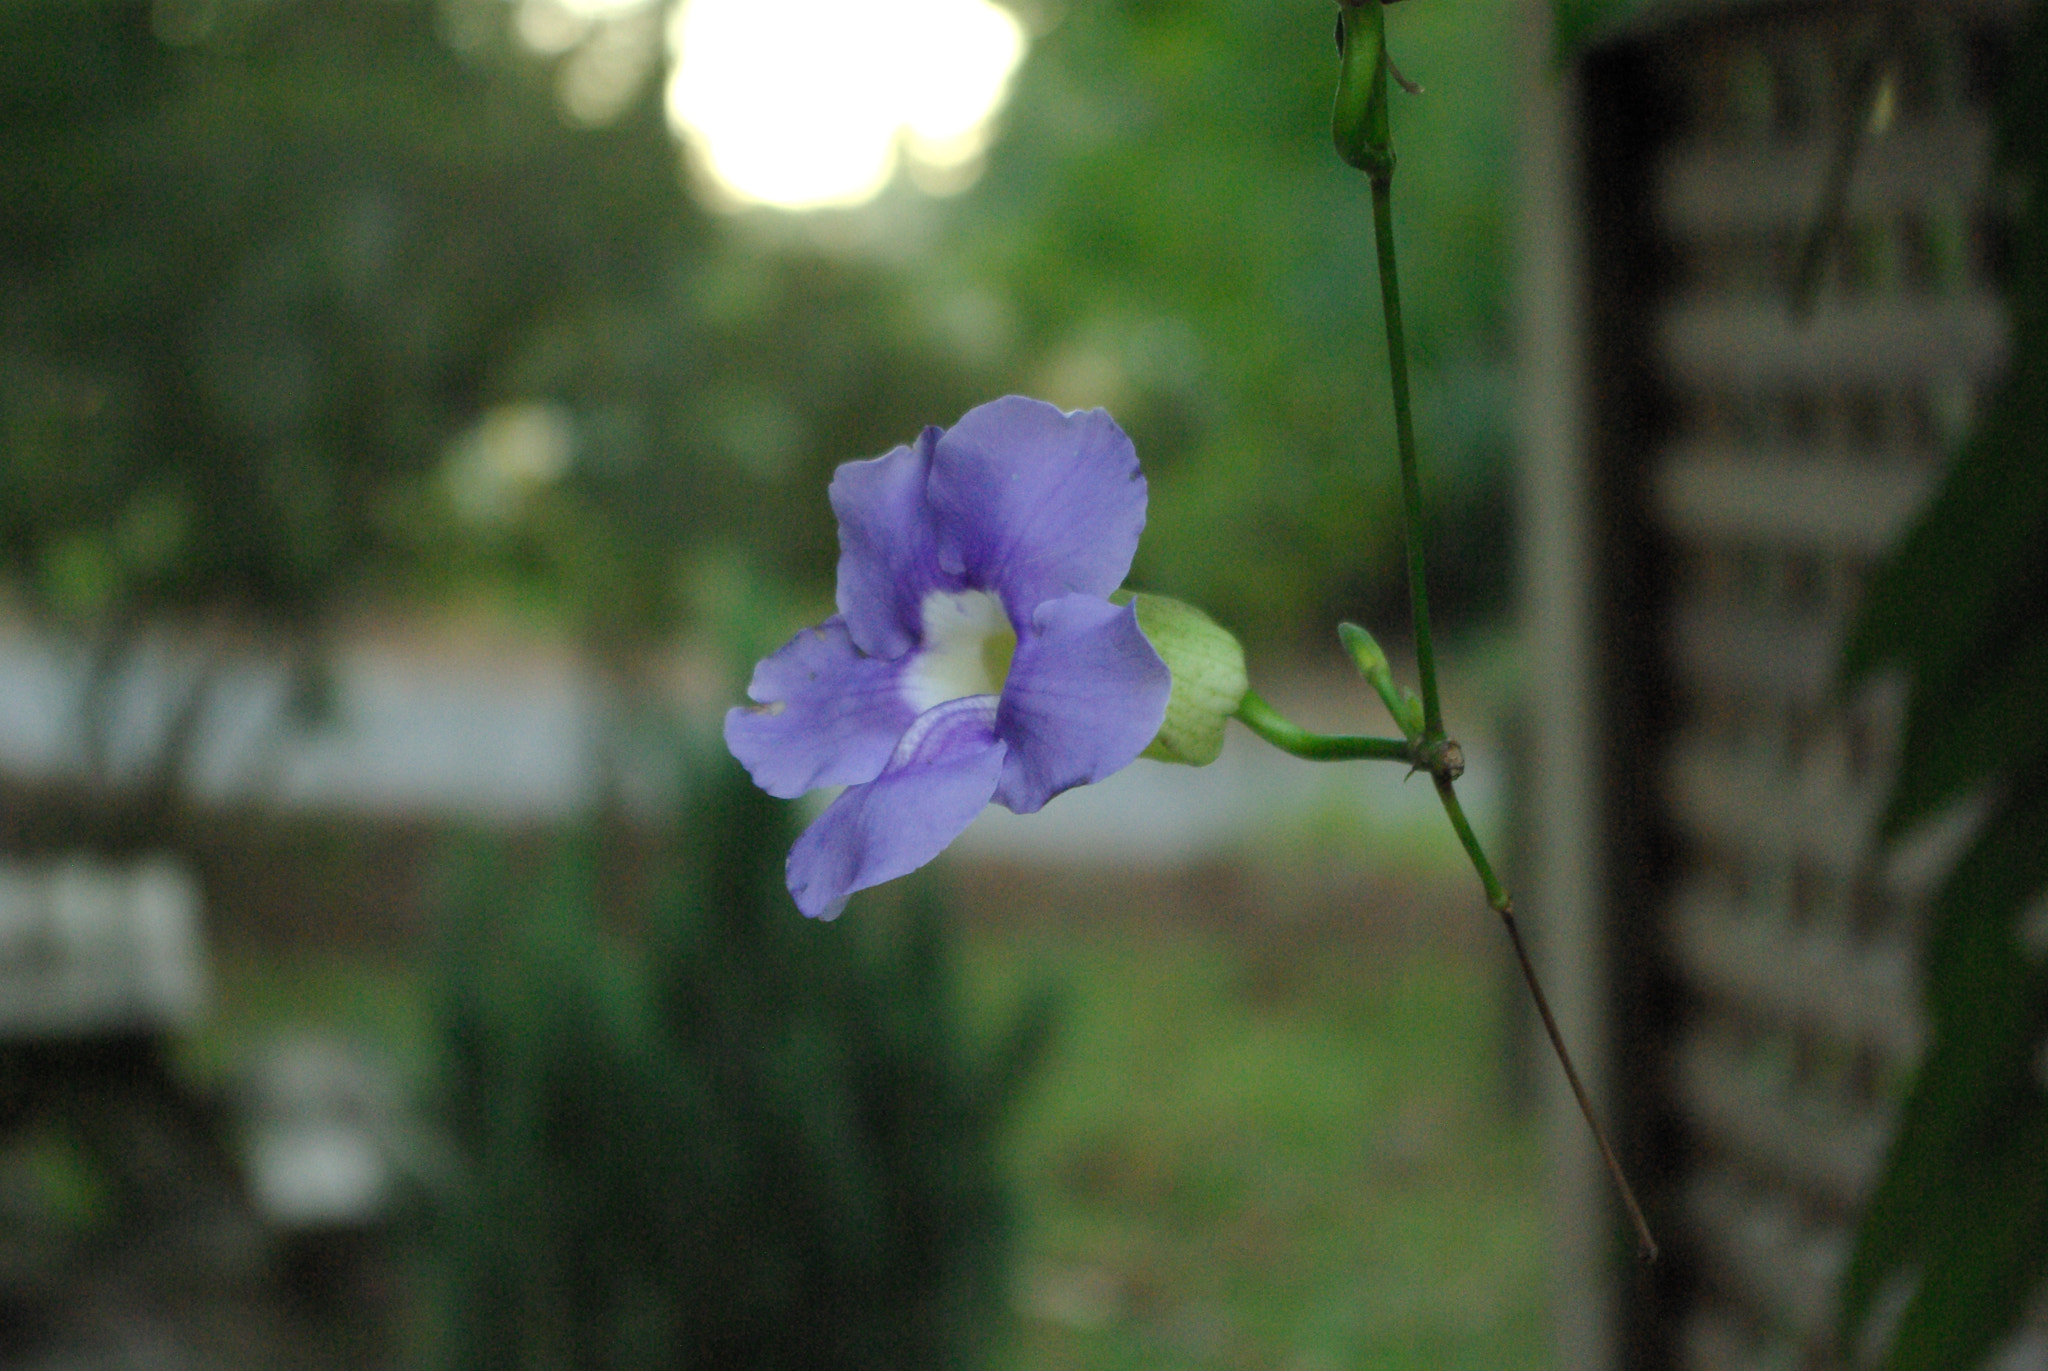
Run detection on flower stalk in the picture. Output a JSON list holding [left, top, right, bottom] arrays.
[[1232, 689, 1410, 763]]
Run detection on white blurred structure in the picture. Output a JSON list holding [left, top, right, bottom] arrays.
[[0, 626, 1500, 866], [0, 625, 611, 822], [240, 1035, 405, 1230], [0, 856, 206, 1035]]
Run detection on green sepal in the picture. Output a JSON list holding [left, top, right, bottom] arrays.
[[1121, 592, 1248, 766]]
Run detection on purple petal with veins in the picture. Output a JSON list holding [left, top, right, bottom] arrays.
[[995, 595, 1170, 815], [786, 696, 1006, 919], [724, 616, 917, 799], [829, 428, 951, 660], [926, 397, 1147, 629]]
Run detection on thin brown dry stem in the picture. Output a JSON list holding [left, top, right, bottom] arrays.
[[1498, 896, 1660, 1265]]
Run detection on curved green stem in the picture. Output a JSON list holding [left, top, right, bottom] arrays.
[[1233, 689, 1410, 763], [1432, 775, 1505, 911]]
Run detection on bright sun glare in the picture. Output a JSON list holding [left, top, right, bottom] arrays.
[[665, 0, 1028, 211]]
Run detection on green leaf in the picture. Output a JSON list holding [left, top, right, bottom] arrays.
[[1839, 781, 2048, 1350], [1812, 3, 2048, 1364], [1881, 1094, 2048, 1371], [1840, 407, 2048, 701], [1840, 0, 2048, 708], [1921, 782, 2048, 1012], [1881, 615, 2048, 840], [1835, 959, 2043, 1352], [1548, 0, 1651, 62]]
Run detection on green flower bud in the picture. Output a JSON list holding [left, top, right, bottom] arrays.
[[1339, 621, 1422, 740], [1394, 690, 1425, 744], [1124, 593, 1248, 766], [1331, 0, 1392, 177], [1338, 620, 1391, 681]]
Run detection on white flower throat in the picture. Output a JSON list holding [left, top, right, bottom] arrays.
[[903, 590, 1017, 713]]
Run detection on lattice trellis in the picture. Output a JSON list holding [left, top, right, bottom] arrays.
[[1528, 2, 2033, 1367]]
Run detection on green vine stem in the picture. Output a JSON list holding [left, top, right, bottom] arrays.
[[1331, 0, 1657, 1262], [1369, 176, 1444, 743]]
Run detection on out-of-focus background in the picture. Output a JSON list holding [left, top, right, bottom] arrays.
[[0, 2, 1537, 1367], [1, 0, 2037, 1368]]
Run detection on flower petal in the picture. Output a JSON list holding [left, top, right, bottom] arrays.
[[786, 695, 1006, 919], [724, 617, 919, 799], [830, 427, 952, 660], [993, 595, 1169, 814], [926, 398, 1146, 626]]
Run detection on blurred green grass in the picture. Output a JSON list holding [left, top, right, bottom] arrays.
[[180, 873, 1549, 1371], [964, 904, 1550, 1371], [177, 952, 436, 1094]]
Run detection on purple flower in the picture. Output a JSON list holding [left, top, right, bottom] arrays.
[[725, 396, 1171, 918]]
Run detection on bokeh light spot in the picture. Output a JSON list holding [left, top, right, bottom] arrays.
[[666, 0, 1027, 211]]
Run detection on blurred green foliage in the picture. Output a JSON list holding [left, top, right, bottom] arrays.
[[953, 0, 1516, 641], [0, 0, 987, 686], [1836, 3, 2048, 1366], [1546, 0, 1647, 62], [0, 0, 1515, 690], [435, 754, 1049, 1370], [0, 4, 1534, 1364], [970, 916, 1547, 1369]]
